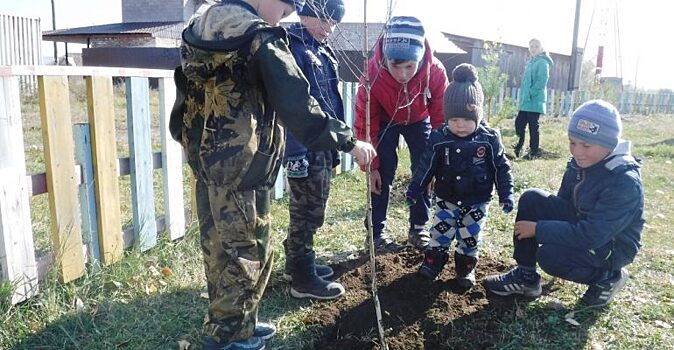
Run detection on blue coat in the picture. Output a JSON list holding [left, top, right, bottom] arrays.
[[283, 23, 344, 163], [536, 141, 644, 269], [411, 124, 514, 206]]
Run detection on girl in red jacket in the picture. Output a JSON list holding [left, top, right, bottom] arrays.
[[355, 16, 449, 252]]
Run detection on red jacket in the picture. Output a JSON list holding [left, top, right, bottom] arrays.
[[354, 37, 449, 170]]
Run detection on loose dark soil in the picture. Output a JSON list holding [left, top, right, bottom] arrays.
[[305, 248, 530, 350]]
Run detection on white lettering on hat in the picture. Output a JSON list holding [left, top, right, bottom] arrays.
[[576, 118, 600, 134]]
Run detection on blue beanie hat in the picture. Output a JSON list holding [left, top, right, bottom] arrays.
[[280, 0, 306, 12], [568, 99, 622, 150], [383, 16, 425, 62], [298, 0, 345, 22]]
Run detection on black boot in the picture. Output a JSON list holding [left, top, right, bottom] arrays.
[[513, 140, 524, 158], [418, 248, 449, 280], [290, 252, 345, 300], [455, 252, 478, 289], [282, 240, 334, 281]]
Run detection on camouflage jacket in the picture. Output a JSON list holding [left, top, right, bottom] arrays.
[[175, 0, 356, 190]]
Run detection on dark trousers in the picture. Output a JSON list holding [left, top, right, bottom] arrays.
[[371, 118, 431, 237], [515, 110, 541, 154], [514, 189, 613, 285]]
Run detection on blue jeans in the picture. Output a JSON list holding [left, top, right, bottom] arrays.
[[514, 189, 613, 285], [370, 118, 431, 237]]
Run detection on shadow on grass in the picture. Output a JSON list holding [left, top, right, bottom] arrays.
[[11, 288, 205, 350]]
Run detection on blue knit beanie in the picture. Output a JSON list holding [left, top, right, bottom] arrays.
[[298, 0, 345, 22], [383, 16, 425, 62], [280, 0, 306, 12], [568, 99, 622, 150]]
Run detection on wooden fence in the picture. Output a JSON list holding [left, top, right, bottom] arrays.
[[1, 64, 672, 305], [0, 66, 358, 305], [496, 87, 674, 117]]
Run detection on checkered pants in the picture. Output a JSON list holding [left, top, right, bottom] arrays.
[[428, 199, 489, 257]]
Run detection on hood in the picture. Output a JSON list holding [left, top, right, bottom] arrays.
[[181, 1, 269, 82], [532, 51, 553, 66], [604, 140, 639, 171]]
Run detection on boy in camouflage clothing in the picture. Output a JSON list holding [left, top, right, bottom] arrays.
[[282, 0, 348, 300], [173, 0, 376, 349]]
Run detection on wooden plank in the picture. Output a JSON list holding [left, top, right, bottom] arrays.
[[38, 75, 85, 283], [86, 76, 123, 264], [125, 77, 157, 251], [0, 65, 173, 78], [274, 167, 285, 200], [0, 75, 39, 304], [158, 78, 185, 240], [342, 81, 354, 172], [73, 124, 101, 264]]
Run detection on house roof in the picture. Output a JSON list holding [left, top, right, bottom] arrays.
[[291, 22, 465, 54], [42, 21, 184, 44]]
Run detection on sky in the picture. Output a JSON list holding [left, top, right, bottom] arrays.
[[1, 0, 672, 90]]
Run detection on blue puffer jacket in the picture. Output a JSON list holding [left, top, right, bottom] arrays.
[[536, 141, 644, 269], [410, 124, 514, 205], [283, 23, 344, 164]]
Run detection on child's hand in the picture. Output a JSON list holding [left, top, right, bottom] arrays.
[[500, 195, 515, 213], [514, 221, 537, 239]]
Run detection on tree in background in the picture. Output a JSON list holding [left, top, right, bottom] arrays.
[[477, 41, 517, 126]]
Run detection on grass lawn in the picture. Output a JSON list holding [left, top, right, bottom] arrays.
[[1, 112, 673, 349]]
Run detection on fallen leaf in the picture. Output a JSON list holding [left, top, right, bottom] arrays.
[[655, 213, 666, 219], [564, 311, 576, 319], [655, 190, 665, 195], [111, 280, 123, 289], [73, 297, 84, 311], [200, 291, 209, 299], [177, 340, 191, 350], [565, 317, 581, 326], [654, 320, 672, 329], [158, 280, 168, 287], [161, 266, 173, 277], [145, 283, 158, 295], [148, 266, 160, 277]]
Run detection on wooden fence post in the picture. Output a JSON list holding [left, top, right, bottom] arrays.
[[38, 75, 85, 283], [0, 75, 39, 304], [73, 123, 101, 264], [158, 78, 185, 240], [85, 76, 123, 265], [125, 77, 157, 251]]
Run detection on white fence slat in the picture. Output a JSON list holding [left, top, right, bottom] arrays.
[[0, 76, 38, 304], [158, 78, 186, 240]]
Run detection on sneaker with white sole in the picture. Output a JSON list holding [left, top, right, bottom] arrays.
[[581, 268, 629, 307], [202, 336, 265, 350], [484, 267, 542, 297], [253, 322, 276, 340]]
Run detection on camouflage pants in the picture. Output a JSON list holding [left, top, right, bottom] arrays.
[[194, 178, 273, 343], [284, 151, 333, 262]]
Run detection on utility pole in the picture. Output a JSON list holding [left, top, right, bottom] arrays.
[[568, 0, 581, 90], [51, 0, 57, 64]]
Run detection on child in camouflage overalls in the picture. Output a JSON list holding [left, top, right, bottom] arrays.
[[173, 0, 375, 349]]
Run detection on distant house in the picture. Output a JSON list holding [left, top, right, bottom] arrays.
[[443, 32, 576, 90], [42, 0, 573, 90]]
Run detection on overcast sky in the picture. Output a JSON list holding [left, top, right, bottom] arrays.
[[2, 0, 672, 90]]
